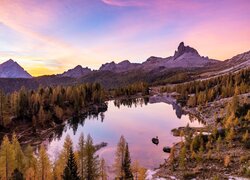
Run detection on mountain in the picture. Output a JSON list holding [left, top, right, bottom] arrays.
[[0, 59, 32, 78], [99, 60, 140, 72], [222, 50, 250, 71], [173, 42, 200, 59], [63, 42, 219, 75], [142, 42, 218, 70], [199, 50, 250, 78], [1, 42, 249, 93], [60, 65, 92, 78]]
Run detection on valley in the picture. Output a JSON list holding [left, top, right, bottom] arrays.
[[0, 42, 249, 179]]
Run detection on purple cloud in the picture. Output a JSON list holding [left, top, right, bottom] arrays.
[[101, 0, 147, 7]]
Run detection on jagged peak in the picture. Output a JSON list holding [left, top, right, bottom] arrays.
[[173, 42, 200, 60]]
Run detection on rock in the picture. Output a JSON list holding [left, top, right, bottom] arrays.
[[152, 137, 159, 145], [99, 60, 140, 72], [173, 42, 200, 60], [163, 146, 171, 153]]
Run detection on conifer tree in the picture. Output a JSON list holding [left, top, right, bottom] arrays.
[[12, 133, 25, 174], [114, 136, 126, 178], [179, 145, 186, 169], [54, 134, 73, 179], [24, 145, 37, 179], [84, 134, 99, 180], [100, 158, 108, 180], [38, 145, 52, 180], [123, 143, 133, 179], [0, 135, 14, 179], [77, 133, 85, 180], [11, 168, 24, 180], [62, 146, 79, 180]]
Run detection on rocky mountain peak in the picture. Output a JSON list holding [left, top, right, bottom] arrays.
[[0, 59, 32, 78], [173, 42, 200, 59], [61, 65, 91, 78], [118, 60, 130, 64], [6, 59, 15, 63]]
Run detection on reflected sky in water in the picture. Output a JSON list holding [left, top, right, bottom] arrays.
[[48, 100, 202, 169]]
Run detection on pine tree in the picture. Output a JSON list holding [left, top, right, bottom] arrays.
[[216, 136, 222, 151], [54, 134, 73, 179], [179, 145, 186, 169], [132, 160, 140, 180], [62, 146, 80, 180], [242, 130, 249, 142], [100, 158, 108, 180], [38, 145, 52, 180], [0, 135, 14, 179], [84, 134, 99, 180], [24, 145, 37, 179], [123, 143, 133, 179], [114, 136, 126, 178], [12, 133, 25, 174], [169, 145, 176, 171], [77, 133, 85, 180], [11, 168, 24, 180], [226, 127, 235, 145]]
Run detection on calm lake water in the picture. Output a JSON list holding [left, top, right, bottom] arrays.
[[47, 98, 202, 169]]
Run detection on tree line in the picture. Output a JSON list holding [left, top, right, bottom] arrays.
[[0, 133, 146, 180], [161, 68, 250, 107], [0, 83, 106, 128], [111, 82, 149, 98]]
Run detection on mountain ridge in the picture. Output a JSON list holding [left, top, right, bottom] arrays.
[[1, 42, 250, 80]]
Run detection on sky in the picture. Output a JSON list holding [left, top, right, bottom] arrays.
[[0, 0, 250, 76]]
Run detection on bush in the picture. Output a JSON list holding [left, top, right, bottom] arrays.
[[224, 155, 230, 167], [244, 139, 250, 149], [183, 172, 196, 179]]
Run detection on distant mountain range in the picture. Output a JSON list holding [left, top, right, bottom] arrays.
[[52, 42, 221, 78], [0, 42, 249, 92]]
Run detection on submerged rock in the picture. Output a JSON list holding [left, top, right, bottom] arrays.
[[152, 136, 159, 145], [163, 146, 171, 153]]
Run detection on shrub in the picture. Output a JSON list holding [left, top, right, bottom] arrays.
[[244, 139, 250, 149], [224, 155, 230, 167]]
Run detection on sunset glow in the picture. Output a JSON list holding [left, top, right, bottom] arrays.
[[0, 0, 250, 76]]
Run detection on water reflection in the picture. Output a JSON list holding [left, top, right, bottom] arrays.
[[113, 97, 149, 108], [47, 98, 203, 169]]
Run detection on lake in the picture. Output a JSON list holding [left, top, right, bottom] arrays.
[[47, 98, 202, 169]]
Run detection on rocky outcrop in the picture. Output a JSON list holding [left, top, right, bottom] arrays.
[[173, 42, 200, 60], [99, 60, 140, 72], [142, 42, 218, 70]]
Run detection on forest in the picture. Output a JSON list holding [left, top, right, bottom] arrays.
[[161, 68, 250, 107], [162, 94, 250, 178], [0, 133, 146, 180], [0, 83, 106, 128]]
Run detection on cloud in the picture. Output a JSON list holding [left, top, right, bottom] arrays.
[[101, 0, 147, 7], [0, 0, 97, 75]]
